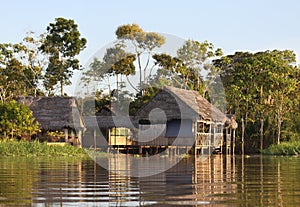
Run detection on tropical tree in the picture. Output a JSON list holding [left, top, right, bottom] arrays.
[[21, 31, 46, 96], [0, 43, 42, 102], [214, 50, 299, 153], [115, 23, 165, 93], [177, 40, 223, 94], [150, 40, 222, 95], [102, 45, 136, 94], [40, 17, 87, 96]]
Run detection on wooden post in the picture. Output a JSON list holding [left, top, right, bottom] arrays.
[[78, 130, 82, 148], [194, 120, 198, 156], [260, 118, 264, 153], [225, 128, 229, 155], [71, 130, 75, 145], [108, 128, 110, 146], [232, 129, 236, 155], [94, 128, 97, 150], [64, 128, 68, 143], [220, 130, 223, 154], [209, 124, 212, 155], [114, 128, 117, 146]]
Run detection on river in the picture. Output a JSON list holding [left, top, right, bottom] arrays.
[[0, 155, 299, 206]]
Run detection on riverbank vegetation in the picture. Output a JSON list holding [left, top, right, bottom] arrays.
[[0, 18, 299, 155], [263, 141, 300, 156], [0, 139, 87, 157]]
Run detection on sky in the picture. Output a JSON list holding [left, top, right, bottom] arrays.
[[1, 0, 300, 94]]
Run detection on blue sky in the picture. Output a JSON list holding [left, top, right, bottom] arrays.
[[1, 0, 300, 94]]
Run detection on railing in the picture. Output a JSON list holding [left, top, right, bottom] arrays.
[[196, 133, 223, 148]]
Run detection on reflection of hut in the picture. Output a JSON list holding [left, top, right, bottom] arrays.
[[83, 105, 137, 149], [136, 86, 236, 154], [17, 96, 84, 147]]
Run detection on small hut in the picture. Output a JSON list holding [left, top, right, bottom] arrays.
[[136, 86, 236, 153], [83, 106, 137, 149], [17, 96, 85, 147]]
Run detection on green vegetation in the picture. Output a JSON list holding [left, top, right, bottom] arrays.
[[0, 139, 87, 157], [0, 101, 39, 139], [40, 17, 87, 96], [214, 50, 299, 153], [0, 18, 299, 155], [263, 141, 300, 156]]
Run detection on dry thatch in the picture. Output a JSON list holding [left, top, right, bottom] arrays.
[[85, 104, 137, 129], [137, 86, 228, 123], [83, 115, 137, 129], [17, 96, 84, 131]]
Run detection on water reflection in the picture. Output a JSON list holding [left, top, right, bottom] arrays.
[[0, 155, 299, 206]]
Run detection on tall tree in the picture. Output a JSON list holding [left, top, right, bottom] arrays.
[[103, 45, 136, 94], [0, 43, 41, 102], [150, 40, 222, 95], [214, 50, 299, 152], [177, 40, 223, 95], [22, 31, 45, 96], [257, 50, 298, 144], [82, 45, 136, 97], [115, 23, 165, 93], [40, 17, 87, 96]]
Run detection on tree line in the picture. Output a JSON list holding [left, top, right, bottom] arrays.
[[0, 18, 298, 153], [0, 17, 86, 138]]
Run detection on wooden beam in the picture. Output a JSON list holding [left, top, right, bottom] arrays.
[[78, 130, 82, 148], [94, 129, 97, 150], [64, 128, 68, 143]]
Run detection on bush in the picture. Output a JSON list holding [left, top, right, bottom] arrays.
[[263, 141, 300, 155], [0, 101, 39, 139]]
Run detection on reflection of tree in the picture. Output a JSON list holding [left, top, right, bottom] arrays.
[[0, 156, 299, 205], [0, 157, 40, 205]]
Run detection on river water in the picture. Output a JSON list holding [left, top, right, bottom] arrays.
[[0, 155, 299, 206]]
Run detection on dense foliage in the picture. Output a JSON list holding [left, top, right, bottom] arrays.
[[263, 141, 300, 156], [214, 50, 299, 153], [41, 17, 87, 96], [0, 19, 299, 154], [0, 101, 39, 139]]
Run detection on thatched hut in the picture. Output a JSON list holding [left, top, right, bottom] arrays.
[[136, 86, 236, 153], [82, 104, 137, 148], [17, 96, 84, 147]]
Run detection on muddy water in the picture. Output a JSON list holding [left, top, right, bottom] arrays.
[[0, 155, 299, 206]]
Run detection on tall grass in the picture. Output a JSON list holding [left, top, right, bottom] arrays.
[[0, 139, 87, 157], [263, 141, 300, 156]]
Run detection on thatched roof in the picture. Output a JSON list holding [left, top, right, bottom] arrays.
[[137, 86, 228, 123], [84, 115, 137, 129], [17, 96, 84, 131]]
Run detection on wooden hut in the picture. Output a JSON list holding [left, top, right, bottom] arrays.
[[17, 96, 85, 147], [83, 106, 137, 149], [136, 86, 236, 154]]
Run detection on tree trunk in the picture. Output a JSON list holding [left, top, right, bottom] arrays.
[[277, 98, 283, 144], [60, 81, 64, 96], [260, 85, 264, 152], [116, 74, 119, 99], [107, 77, 111, 95], [260, 118, 264, 153], [137, 53, 143, 95], [241, 117, 245, 155], [277, 110, 282, 145]]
